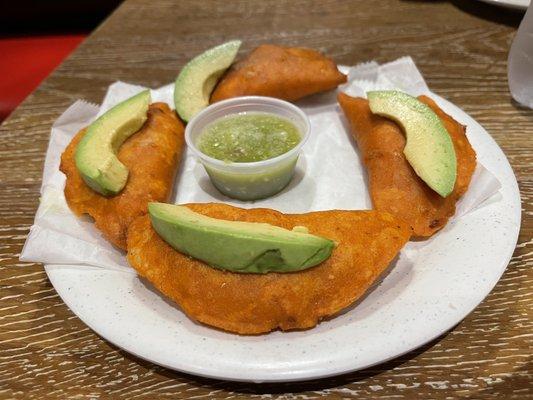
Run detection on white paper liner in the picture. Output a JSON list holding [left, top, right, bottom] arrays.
[[21, 57, 501, 272]]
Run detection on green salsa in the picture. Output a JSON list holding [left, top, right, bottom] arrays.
[[197, 113, 301, 163]]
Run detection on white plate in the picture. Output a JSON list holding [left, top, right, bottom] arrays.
[[45, 94, 521, 383], [477, 0, 529, 10]]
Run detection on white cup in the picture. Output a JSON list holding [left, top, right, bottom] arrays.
[[508, 4, 533, 109], [185, 96, 311, 200]]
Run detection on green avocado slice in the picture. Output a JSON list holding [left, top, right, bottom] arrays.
[[148, 203, 335, 274], [75, 90, 151, 196], [174, 40, 241, 122], [367, 90, 457, 197]]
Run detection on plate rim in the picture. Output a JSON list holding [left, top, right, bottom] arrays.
[[476, 0, 529, 10]]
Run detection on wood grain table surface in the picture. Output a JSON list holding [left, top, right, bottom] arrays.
[[1, 0, 531, 398]]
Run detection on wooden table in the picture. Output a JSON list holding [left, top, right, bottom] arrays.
[[1, 0, 531, 398]]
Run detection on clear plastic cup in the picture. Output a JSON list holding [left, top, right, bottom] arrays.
[[185, 96, 310, 201]]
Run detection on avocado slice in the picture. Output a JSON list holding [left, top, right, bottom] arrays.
[[367, 90, 457, 197], [75, 90, 151, 196], [148, 203, 335, 274], [174, 40, 241, 122]]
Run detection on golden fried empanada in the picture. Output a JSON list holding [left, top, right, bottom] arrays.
[[60, 103, 185, 249], [338, 93, 476, 237], [211, 44, 347, 103], [127, 203, 411, 334]]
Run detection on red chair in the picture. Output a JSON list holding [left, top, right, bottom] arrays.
[[0, 0, 123, 122], [0, 35, 86, 121]]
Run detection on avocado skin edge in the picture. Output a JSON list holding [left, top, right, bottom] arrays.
[[174, 40, 241, 122], [367, 90, 457, 198], [148, 202, 335, 274], [75, 90, 151, 196]]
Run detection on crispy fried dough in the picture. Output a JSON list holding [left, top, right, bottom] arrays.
[[338, 93, 476, 237], [210, 44, 347, 103], [127, 203, 411, 334], [60, 103, 185, 249]]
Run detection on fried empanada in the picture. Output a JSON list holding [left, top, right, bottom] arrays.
[[127, 203, 411, 335], [211, 44, 347, 103], [338, 93, 476, 237], [60, 103, 185, 249]]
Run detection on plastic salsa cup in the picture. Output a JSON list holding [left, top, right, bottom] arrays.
[[185, 96, 311, 201]]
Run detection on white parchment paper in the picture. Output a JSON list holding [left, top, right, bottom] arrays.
[[20, 57, 501, 273]]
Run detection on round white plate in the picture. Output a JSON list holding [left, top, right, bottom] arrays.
[[45, 94, 521, 383], [477, 0, 529, 10]]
